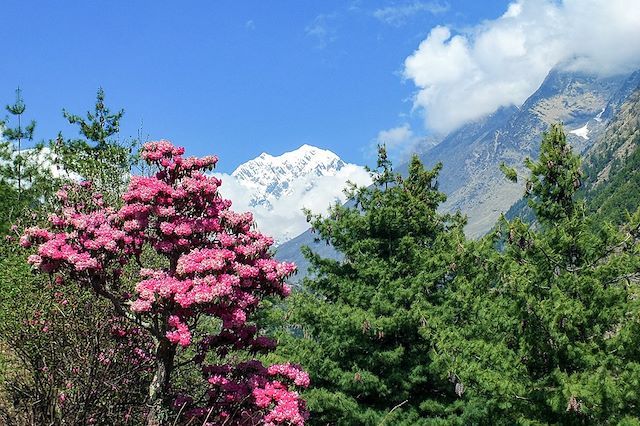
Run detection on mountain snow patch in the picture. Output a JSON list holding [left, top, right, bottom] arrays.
[[0, 146, 82, 182], [569, 123, 589, 140], [594, 107, 605, 123]]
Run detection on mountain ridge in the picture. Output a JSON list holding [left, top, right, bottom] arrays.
[[230, 144, 348, 210], [276, 67, 639, 282], [216, 144, 370, 244], [418, 67, 633, 237]]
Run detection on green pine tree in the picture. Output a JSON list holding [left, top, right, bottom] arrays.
[[0, 88, 56, 233], [273, 146, 468, 425], [53, 88, 135, 200], [431, 124, 640, 424]]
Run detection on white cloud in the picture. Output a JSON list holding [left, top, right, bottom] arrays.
[[404, 0, 640, 134], [371, 123, 440, 163], [375, 123, 414, 149], [373, 1, 449, 26], [214, 164, 371, 244], [305, 14, 338, 48]]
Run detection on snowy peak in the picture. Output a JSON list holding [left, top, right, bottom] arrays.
[[215, 144, 371, 244], [231, 144, 347, 202]]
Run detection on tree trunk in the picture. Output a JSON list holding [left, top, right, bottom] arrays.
[[146, 338, 176, 426]]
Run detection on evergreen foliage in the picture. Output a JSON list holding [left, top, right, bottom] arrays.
[[53, 88, 135, 201], [431, 124, 640, 423], [1, 83, 639, 425], [276, 146, 467, 424], [507, 87, 640, 228], [0, 89, 56, 233]]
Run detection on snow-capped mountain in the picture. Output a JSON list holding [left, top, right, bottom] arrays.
[[214, 145, 371, 244], [231, 144, 348, 210]]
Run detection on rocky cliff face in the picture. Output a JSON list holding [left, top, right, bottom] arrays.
[[581, 85, 640, 224], [420, 68, 632, 237]]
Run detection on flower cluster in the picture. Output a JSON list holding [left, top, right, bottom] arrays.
[[23, 140, 307, 425], [166, 315, 191, 347], [267, 363, 311, 387], [180, 360, 309, 425], [22, 187, 127, 275], [124, 143, 297, 357], [121, 144, 227, 258], [254, 381, 307, 426]]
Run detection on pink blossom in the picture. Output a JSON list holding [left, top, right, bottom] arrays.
[[166, 315, 191, 347], [174, 222, 192, 236], [27, 254, 42, 266], [268, 364, 310, 388], [19, 235, 32, 247], [56, 189, 68, 200], [131, 299, 153, 313], [24, 140, 307, 425], [159, 222, 175, 235], [253, 381, 307, 426]]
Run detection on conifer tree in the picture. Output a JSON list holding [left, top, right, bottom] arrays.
[[54, 88, 134, 200], [275, 146, 467, 424], [63, 88, 123, 149], [0, 88, 55, 232], [432, 124, 640, 423], [3, 87, 35, 199]]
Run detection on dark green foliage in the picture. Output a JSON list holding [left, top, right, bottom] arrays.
[[587, 145, 640, 225], [274, 125, 640, 424], [499, 162, 518, 183], [508, 87, 640, 228], [525, 124, 583, 223], [432, 125, 640, 424], [62, 88, 123, 149], [1, 83, 639, 425], [53, 88, 135, 202], [0, 89, 57, 233], [275, 146, 468, 424]]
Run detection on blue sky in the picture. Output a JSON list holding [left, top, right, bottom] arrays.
[[0, 0, 512, 172], [2, 1, 638, 173]]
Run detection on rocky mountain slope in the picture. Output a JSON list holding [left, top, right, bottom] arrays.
[[421, 67, 633, 237], [506, 73, 640, 224], [276, 67, 640, 281], [582, 85, 640, 224]]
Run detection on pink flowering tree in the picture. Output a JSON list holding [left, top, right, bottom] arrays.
[[21, 141, 309, 425]]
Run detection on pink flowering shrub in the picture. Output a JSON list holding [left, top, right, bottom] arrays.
[[23, 140, 309, 425]]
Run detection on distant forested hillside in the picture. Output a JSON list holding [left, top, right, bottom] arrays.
[[505, 84, 640, 225], [582, 88, 640, 224]]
